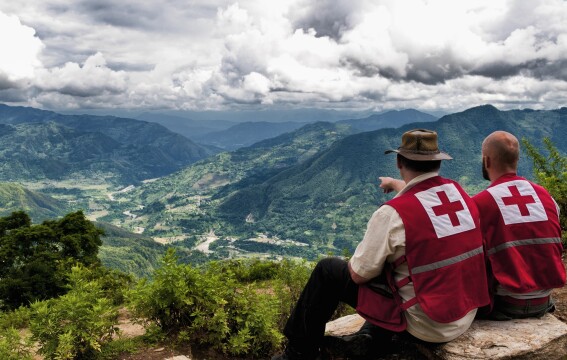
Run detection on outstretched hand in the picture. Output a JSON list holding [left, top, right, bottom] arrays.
[[378, 176, 405, 194]]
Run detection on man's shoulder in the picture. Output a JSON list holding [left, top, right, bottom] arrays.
[[472, 188, 490, 200]]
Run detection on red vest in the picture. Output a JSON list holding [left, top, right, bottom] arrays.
[[473, 174, 566, 293], [357, 176, 489, 331]]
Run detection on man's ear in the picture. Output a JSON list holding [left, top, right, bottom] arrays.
[[484, 155, 491, 169], [396, 156, 402, 170]]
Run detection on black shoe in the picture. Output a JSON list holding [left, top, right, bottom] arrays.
[[271, 344, 322, 360], [323, 333, 373, 358]]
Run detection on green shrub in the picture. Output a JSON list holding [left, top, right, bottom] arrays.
[[523, 138, 567, 245], [127, 249, 202, 333], [0, 327, 33, 360], [127, 249, 297, 357], [97, 337, 144, 360], [0, 306, 31, 330], [29, 265, 119, 360]]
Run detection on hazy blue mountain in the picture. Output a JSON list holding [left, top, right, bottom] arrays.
[[198, 121, 309, 150], [194, 109, 436, 150], [0, 104, 218, 183], [338, 109, 438, 132], [135, 112, 237, 139], [214, 105, 567, 251], [157, 108, 379, 123]]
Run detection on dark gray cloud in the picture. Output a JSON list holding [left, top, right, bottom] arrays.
[[291, 0, 360, 39], [74, 0, 219, 31], [472, 59, 567, 82], [0, 73, 16, 91], [0, 88, 29, 102], [527, 59, 567, 81], [344, 53, 469, 85], [77, 1, 159, 29], [106, 60, 155, 72]]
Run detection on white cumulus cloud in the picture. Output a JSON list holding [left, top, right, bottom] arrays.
[[35, 52, 127, 97], [0, 0, 566, 113], [0, 12, 44, 88]]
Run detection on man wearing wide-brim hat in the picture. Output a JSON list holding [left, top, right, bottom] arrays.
[[272, 129, 490, 360]]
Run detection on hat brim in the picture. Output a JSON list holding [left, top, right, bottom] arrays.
[[384, 149, 453, 161]]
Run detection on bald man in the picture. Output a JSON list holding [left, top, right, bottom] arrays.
[[473, 131, 566, 319]]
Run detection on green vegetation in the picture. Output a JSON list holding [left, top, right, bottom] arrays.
[[0, 104, 216, 184], [91, 105, 566, 263], [0, 211, 103, 310], [1, 105, 566, 276], [129, 249, 283, 356], [0, 211, 329, 359], [29, 265, 120, 359], [0, 182, 68, 222], [523, 137, 567, 245]]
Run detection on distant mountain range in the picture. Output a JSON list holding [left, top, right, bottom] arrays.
[[135, 112, 237, 139], [0, 104, 217, 183], [131, 121, 355, 213], [1, 102, 565, 266], [123, 105, 567, 258], [337, 109, 438, 132], [137, 109, 438, 150], [197, 121, 309, 150]]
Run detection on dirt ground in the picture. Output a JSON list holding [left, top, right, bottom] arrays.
[[118, 254, 567, 360]]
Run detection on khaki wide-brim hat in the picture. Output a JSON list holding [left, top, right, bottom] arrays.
[[385, 129, 453, 161]]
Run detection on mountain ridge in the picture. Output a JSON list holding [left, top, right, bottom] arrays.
[[0, 104, 217, 183], [212, 105, 567, 250]]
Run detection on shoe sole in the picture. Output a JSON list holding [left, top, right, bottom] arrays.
[[323, 334, 373, 358]]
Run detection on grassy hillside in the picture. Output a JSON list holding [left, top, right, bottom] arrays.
[[0, 182, 68, 222]]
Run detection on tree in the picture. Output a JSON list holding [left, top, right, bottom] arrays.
[[0, 211, 104, 310], [522, 137, 567, 245]]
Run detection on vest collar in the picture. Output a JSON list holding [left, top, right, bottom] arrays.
[[396, 171, 439, 198]]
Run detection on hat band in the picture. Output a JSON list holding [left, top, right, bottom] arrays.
[[398, 148, 441, 155]]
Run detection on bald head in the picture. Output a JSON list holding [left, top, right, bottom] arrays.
[[482, 131, 519, 176]]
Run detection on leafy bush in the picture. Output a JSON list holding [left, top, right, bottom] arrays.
[[0, 306, 31, 330], [127, 249, 315, 357], [523, 137, 567, 245], [29, 265, 119, 360], [0, 327, 33, 360]]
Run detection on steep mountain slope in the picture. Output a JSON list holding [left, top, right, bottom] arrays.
[[0, 183, 68, 221], [129, 122, 354, 206], [216, 105, 567, 250], [0, 104, 217, 183], [102, 122, 355, 257]]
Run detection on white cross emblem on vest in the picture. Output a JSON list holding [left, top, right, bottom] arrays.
[[415, 183, 476, 238], [487, 180, 547, 225]]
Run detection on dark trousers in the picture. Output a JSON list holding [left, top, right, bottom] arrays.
[[487, 296, 555, 320], [283, 257, 398, 353]]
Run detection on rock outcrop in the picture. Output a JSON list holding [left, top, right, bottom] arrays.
[[325, 313, 567, 359]]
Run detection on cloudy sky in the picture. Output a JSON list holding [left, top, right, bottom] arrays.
[[1, 0, 566, 115]]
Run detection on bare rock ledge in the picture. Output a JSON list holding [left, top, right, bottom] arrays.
[[325, 313, 567, 359]]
